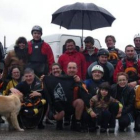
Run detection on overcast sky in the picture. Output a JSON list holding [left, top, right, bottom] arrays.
[[0, 0, 140, 51]]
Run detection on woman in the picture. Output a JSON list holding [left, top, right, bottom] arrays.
[[3, 66, 21, 95], [88, 82, 122, 133], [111, 72, 135, 132], [2, 37, 28, 80]]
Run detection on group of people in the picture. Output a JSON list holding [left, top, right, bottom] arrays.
[[0, 25, 140, 134]]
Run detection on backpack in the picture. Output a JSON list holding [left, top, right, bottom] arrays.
[[108, 48, 119, 68], [122, 58, 139, 82]]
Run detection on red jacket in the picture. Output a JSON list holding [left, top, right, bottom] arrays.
[[82, 48, 98, 70], [113, 59, 140, 83], [58, 50, 87, 80], [28, 41, 54, 73]]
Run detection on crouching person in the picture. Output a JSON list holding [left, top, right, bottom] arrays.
[[134, 85, 140, 131], [10, 68, 47, 129], [87, 82, 123, 133], [111, 72, 135, 132], [44, 62, 90, 132]]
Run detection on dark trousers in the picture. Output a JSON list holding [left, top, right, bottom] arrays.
[[118, 114, 131, 129]]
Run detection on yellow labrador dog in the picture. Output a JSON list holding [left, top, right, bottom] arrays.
[[0, 93, 24, 131]]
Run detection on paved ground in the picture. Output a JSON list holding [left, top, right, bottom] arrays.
[[0, 120, 140, 140]]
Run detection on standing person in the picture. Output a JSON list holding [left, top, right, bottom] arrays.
[[27, 25, 54, 77], [87, 82, 123, 133], [58, 39, 86, 80], [111, 72, 135, 132], [133, 34, 140, 59], [2, 37, 28, 80], [105, 35, 125, 68], [88, 49, 114, 84], [82, 36, 98, 70], [114, 45, 140, 88], [84, 65, 104, 97]]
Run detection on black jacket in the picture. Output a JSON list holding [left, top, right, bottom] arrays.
[[111, 84, 135, 120]]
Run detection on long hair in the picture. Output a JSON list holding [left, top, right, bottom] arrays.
[[14, 37, 28, 62], [97, 82, 111, 102]]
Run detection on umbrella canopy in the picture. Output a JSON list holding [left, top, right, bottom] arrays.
[[51, 2, 115, 31]]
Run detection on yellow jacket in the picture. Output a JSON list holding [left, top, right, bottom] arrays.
[[135, 85, 140, 109], [3, 79, 18, 95]]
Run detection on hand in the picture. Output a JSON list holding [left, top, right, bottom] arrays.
[[40, 75, 45, 81], [128, 81, 137, 88], [73, 75, 81, 82], [10, 88, 22, 94], [90, 111, 97, 118], [29, 91, 41, 98], [116, 113, 121, 118]]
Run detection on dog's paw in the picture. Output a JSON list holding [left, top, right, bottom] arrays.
[[18, 128, 24, 132]]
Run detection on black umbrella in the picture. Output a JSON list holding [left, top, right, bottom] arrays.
[[51, 2, 116, 44]]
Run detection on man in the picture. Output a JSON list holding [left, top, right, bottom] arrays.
[[84, 65, 104, 97], [105, 35, 125, 68], [134, 34, 140, 59], [43, 62, 90, 131], [82, 36, 98, 70], [114, 45, 140, 87], [11, 68, 47, 129], [58, 39, 86, 80], [88, 49, 114, 84], [27, 25, 54, 77]]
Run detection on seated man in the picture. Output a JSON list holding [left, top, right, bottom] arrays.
[[10, 68, 47, 129]]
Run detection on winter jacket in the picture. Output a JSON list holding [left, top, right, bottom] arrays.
[[3, 79, 19, 95], [87, 61, 114, 84], [58, 50, 87, 80], [2, 50, 27, 80], [113, 58, 140, 83], [111, 84, 135, 121], [134, 85, 140, 109], [84, 79, 104, 97], [82, 48, 98, 70], [28, 40, 54, 75]]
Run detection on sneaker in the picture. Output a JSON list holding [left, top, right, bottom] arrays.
[[100, 128, 107, 133], [38, 123, 45, 129], [108, 128, 115, 133]]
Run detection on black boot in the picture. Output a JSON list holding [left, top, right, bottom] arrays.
[[56, 120, 63, 130], [0, 116, 5, 123]]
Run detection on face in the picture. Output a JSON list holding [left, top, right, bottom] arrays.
[[117, 75, 128, 87], [100, 89, 108, 97], [134, 37, 140, 48], [85, 42, 94, 51], [67, 62, 78, 76], [125, 47, 135, 59], [66, 42, 76, 52], [98, 55, 108, 64], [12, 68, 20, 80], [24, 72, 35, 85], [32, 31, 42, 40], [105, 37, 115, 48], [19, 43, 26, 49], [92, 70, 103, 81], [51, 65, 62, 77]]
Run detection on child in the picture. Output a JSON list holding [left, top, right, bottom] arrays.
[[87, 82, 123, 133]]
